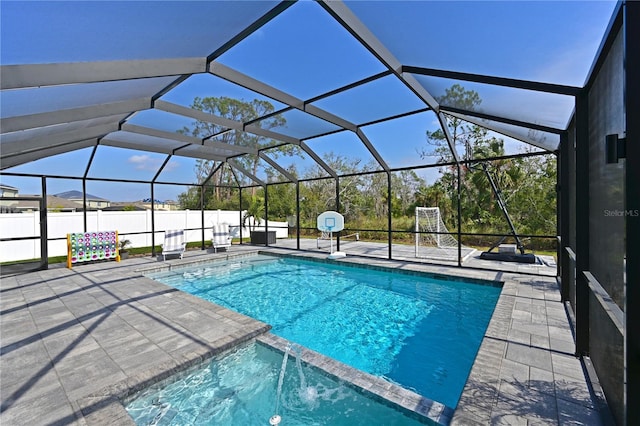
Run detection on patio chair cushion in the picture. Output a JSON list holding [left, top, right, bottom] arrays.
[[212, 224, 232, 253], [162, 229, 186, 260]]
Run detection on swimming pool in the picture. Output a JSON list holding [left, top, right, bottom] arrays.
[[126, 340, 429, 425], [147, 255, 501, 408]]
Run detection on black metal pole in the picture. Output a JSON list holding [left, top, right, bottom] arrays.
[[575, 92, 590, 356], [481, 163, 525, 254], [559, 132, 570, 301], [457, 164, 462, 267], [151, 155, 171, 257], [296, 182, 300, 250], [264, 185, 269, 247], [40, 176, 48, 270], [82, 145, 98, 232], [82, 179, 88, 231], [151, 183, 156, 256], [387, 172, 392, 259], [335, 178, 340, 252], [200, 185, 205, 250], [239, 187, 243, 244]]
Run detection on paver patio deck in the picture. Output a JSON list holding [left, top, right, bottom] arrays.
[[0, 245, 605, 425]]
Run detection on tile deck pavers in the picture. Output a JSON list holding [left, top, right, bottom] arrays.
[[0, 246, 603, 425], [0, 248, 269, 425]]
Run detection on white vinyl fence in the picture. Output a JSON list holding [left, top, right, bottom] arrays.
[[0, 210, 288, 262]]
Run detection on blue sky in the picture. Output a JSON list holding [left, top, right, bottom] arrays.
[[0, 1, 617, 202]]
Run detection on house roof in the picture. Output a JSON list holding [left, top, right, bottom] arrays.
[[102, 202, 147, 211], [45, 195, 85, 209], [54, 190, 108, 201]]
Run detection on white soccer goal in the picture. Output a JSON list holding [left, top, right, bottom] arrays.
[[415, 207, 475, 260]]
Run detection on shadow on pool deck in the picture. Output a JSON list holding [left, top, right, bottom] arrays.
[[0, 247, 604, 425]]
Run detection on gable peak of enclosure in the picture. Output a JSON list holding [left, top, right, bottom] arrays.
[[0, 0, 616, 183]]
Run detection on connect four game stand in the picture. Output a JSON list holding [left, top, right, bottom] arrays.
[[67, 230, 120, 268]]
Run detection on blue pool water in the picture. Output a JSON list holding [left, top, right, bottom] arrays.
[[126, 341, 427, 425], [148, 255, 501, 408]]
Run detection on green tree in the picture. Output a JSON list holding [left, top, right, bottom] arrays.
[[300, 152, 369, 227], [242, 196, 265, 232], [177, 96, 295, 207], [177, 186, 200, 210], [418, 84, 557, 246], [507, 153, 557, 236], [267, 181, 296, 221], [391, 170, 425, 217], [420, 84, 482, 163]]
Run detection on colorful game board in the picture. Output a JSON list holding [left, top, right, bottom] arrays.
[[67, 231, 120, 268]]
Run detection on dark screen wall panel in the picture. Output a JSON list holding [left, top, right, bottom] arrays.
[[589, 288, 624, 425], [587, 29, 625, 309], [586, 23, 625, 425], [624, 2, 640, 423]]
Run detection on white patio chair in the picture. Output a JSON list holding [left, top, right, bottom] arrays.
[[162, 229, 186, 261], [212, 224, 232, 253]]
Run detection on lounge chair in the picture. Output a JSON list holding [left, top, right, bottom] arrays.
[[162, 229, 186, 261], [212, 224, 232, 253]]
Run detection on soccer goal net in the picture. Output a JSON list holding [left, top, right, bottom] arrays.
[[415, 207, 474, 260]]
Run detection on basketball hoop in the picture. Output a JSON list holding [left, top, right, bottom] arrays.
[[317, 211, 346, 259]]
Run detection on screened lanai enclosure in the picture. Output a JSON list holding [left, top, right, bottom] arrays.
[[0, 1, 637, 424]]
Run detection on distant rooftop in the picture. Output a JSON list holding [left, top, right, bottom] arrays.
[[54, 190, 108, 201]]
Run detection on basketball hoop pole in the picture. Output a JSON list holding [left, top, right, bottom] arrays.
[[328, 228, 333, 254]]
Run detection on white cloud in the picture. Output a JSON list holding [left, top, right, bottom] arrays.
[[129, 154, 184, 172], [128, 154, 155, 170], [163, 161, 180, 172]]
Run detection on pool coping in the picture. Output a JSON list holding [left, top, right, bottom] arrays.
[[136, 250, 505, 288], [133, 250, 262, 275], [77, 332, 450, 426], [118, 332, 451, 425], [258, 251, 504, 288], [74, 323, 271, 425], [257, 333, 454, 425]]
